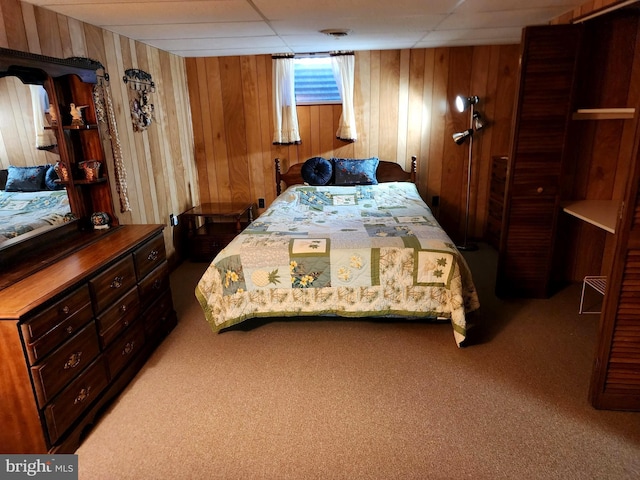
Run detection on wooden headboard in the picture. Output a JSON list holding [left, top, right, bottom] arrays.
[[275, 156, 417, 195]]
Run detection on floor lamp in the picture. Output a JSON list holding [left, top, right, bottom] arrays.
[[452, 95, 484, 251]]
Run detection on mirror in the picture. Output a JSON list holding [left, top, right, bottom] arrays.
[[0, 75, 72, 249], [0, 47, 117, 289]]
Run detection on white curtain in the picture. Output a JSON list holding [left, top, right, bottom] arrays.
[[331, 52, 357, 142], [272, 55, 301, 144], [29, 85, 57, 149]]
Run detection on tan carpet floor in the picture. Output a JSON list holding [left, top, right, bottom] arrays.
[[76, 243, 640, 479]]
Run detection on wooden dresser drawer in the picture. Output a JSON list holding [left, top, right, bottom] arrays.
[[138, 260, 170, 306], [23, 303, 94, 365], [96, 287, 140, 348], [31, 322, 101, 406], [134, 234, 166, 280], [21, 284, 91, 344], [104, 321, 146, 379], [90, 256, 137, 314], [44, 357, 109, 444], [0, 224, 175, 454], [143, 289, 176, 340]]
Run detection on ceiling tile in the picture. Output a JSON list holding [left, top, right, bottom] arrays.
[[107, 22, 275, 40], [51, 1, 261, 26]]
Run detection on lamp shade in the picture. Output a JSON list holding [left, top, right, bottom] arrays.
[[455, 95, 479, 113], [473, 112, 485, 130], [452, 128, 473, 145]]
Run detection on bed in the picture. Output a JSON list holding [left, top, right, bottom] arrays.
[[0, 165, 73, 245], [196, 156, 480, 346]]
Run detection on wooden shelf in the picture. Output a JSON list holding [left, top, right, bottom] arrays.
[[572, 108, 635, 120], [54, 177, 107, 186], [62, 124, 98, 130], [561, 200, 619, 234], [74, 177, 107, 185]]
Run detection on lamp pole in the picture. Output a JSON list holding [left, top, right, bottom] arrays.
[[458, 102, 478, 251]]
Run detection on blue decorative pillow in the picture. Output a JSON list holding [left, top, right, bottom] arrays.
[[332, 157, 379, 185], [301, 157, 333, 186], [44, 164, 64, 190], [5, 165, 47, 192]]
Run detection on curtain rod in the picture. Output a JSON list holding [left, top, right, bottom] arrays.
[[272, 51, 354, 59]]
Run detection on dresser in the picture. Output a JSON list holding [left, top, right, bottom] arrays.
[[0, 225, 176, 453]]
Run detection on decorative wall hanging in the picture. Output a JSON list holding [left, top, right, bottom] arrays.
[[93, 66, 131, 213], [123, 68, 155, 132]]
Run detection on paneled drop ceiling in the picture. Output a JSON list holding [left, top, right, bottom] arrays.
[[23, 0, 592, 57]]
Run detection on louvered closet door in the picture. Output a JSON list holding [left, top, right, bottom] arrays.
[[590, 119, 640, 411], [496, 25, 582, 298]]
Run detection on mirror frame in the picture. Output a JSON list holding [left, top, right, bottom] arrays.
[[0, 47, 101, 84]]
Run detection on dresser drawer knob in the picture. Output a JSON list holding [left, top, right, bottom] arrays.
[[111, 276, 124, 289], [66, 326, 74, 334], [536, 187, 544, 193], [147, 250, 159, 262], [74, 386, 92, 405], [122, 341, 135, 356], [153, 279, 162, 290], [123, 319, 129, 327], [120, 304, 128, 313], [61, 305, 70, 315], [64, 352, 82, 370]]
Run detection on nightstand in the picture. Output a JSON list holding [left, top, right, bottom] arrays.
[[182, 202, 254, 261]]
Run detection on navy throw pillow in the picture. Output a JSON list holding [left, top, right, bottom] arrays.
[[301, 157, 333, 186], [44, 164, 65, 190], [333, 157, 379, 185], [5, 165, 47, 192]]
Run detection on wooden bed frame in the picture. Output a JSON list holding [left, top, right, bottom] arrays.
[[275, 156, 417, 194]]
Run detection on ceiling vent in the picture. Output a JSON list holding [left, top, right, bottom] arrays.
[[320, 29, 351, 38]]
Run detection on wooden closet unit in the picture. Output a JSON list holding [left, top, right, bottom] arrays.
[[486, 156, 508, 249], [0, 225, 177, 453], [496, 24, 583, 298], [497, 7, 640, 410]]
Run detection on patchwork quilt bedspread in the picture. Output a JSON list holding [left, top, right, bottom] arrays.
[[196, 182, 480, 346], [0, 189, 72, 244]]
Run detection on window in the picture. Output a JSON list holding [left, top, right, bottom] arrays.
[[294, 56, 341, 105]]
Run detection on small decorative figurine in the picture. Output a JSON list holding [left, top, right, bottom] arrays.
[[90, 211, 110, 230], [70, 103, 88, 126]]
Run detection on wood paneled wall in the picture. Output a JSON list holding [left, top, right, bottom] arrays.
[[0, 76, 60, 167], [187, 45, 520, 243], [0, 0, 197, 263]]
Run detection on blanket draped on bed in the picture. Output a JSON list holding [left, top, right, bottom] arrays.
[[196, 182, 480, 346], [0, 189, 71, 244]]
